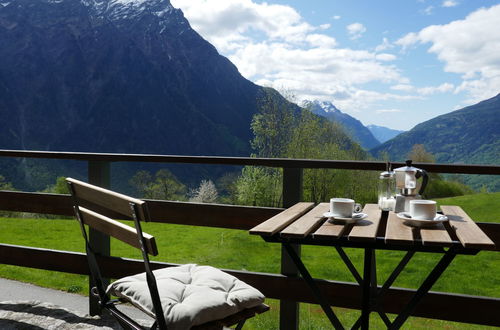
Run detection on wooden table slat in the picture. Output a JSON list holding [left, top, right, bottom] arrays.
[[348, 204, 382, 242], [313, 218, 347, 239], [441, 205, 496, 249], [281, 203, 329, 238], [249, 202, 314, 236], [420, 224, 454, 246], [385, 212, 414, 245]]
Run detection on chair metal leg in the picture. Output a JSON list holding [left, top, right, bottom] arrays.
[[235, 319, 246, 330]]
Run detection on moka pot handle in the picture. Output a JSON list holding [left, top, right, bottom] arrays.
[[417, 169, 428, 195]]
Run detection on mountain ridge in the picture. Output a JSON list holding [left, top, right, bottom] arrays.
[[304, 100, 380, 149], [371, 93, 500, 190], [0, 0, 262, 156], [0, 0, 288, 190], [367, 124, 404, 143]]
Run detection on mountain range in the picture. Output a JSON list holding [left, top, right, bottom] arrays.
[[0, 0, 497, 192], [304, 100, 381, 149], [371, 93, 500, 190], [366, 125, 404, 143]]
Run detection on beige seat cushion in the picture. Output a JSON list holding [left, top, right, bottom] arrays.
[[107, 264, 265, 329]]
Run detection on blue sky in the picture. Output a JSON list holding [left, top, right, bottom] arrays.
[[170, 0, 500, 130]]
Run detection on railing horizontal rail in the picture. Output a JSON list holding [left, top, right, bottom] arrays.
[[1, 190, 499, 249], [0, 243, 498, 326], [0, 191, 282, 230], [0, 149, 499, 174]]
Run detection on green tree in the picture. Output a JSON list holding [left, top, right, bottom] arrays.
[[284, 108, 377, 205], [236, 92, 378, 207], [129, 169, 187, 201], [43, 176, 70, 194], [236, 166, 282, 207], [405, 144, 473, 198], [0, 175, 14, 191], [251, 88, 296, 158], [408, 144, 435, 163], [236, 89, 295, 207], [129, 170, 152, 197], [0, 175, 17, 217], [215, 172, 240, 204]]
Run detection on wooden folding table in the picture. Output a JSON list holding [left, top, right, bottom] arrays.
[[250, 203, 495, 329]]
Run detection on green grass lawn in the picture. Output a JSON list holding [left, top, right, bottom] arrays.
[[0, 192, 499, 329]]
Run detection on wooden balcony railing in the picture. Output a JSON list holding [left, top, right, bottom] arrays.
[[0, 149, 499, 329]]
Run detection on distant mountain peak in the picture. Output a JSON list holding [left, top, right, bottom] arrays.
[[80, 0, 175, 20], [303, 100, 340, 113], [303, 99, 380, 149], [366, 124, 404, 143]]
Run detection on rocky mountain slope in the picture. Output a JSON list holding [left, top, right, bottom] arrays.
[[304, 100, 380, 149], [0, 0, 284, 189], [0, 0, 263, 156]]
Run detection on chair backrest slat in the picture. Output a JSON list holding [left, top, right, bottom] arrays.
[[67, 178, 146, 220], [79, 207, 158, 256], [67, 177, 158, 256]]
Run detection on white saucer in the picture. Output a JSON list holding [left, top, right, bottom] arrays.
[[396, 212, 449, 227], [323, 212, 368, 223]]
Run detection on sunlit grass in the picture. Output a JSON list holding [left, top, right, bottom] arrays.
[[0, 192, 498, 328]]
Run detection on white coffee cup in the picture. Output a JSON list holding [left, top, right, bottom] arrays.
[[409, 200, 437, 220], [330, 198, 362, 218]]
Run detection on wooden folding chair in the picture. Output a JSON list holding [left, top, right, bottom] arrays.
[[66, 178, 268, 330]]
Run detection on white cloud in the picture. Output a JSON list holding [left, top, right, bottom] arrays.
[[171, 0, 316, 52], [375, 53, 396, 61], [396, 4, 500, 103], [421, 5, 434, 15], [171, 0, 411, 114], [332, 15, 341, 20], [305, 34, 337, 48], [375, 37, 394, 52], [391, 84, 414, 92], [376, 109, 403, 114], [346, 22, 366, 40], [417, 83, 454, 95], [442, 0, 458, 7], [390, 83, 454, 95], [395, 32, 419, 50]]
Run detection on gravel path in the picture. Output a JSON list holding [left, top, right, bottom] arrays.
[[0, 278, 152, 329]]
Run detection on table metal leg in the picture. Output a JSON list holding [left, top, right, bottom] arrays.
[[335, 246, 363, 285], [282, 243, 345, 330], [360, 248, 373, 330], [389, 250, 457, 329]]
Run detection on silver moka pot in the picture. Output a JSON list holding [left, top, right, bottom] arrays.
[[394, 160, 429, 213]]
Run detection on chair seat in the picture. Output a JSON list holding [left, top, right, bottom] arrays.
[[107, 264, 265, 330]]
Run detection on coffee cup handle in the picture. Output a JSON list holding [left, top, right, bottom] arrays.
[[354, 203, 362, 213]]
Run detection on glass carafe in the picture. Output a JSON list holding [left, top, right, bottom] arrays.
[[378, 171, 396, 211]]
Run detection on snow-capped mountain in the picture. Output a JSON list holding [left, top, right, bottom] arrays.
[[303, 100, 381, 149], [81, 0, 177, 22], [0, 0, 262, 153]]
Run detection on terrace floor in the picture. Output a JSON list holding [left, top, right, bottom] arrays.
[[0, 277, 152, 329]]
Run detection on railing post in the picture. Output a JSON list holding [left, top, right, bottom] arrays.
[[87, 160, 111, 316], [281, 167, 303, 330]]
